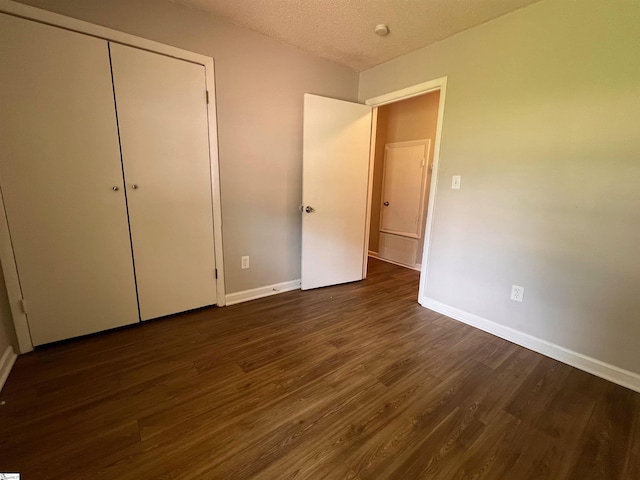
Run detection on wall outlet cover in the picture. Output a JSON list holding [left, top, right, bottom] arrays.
[[511, 285, 524, 302]]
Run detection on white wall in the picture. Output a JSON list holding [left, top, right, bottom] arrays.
[[14, 0, 358, 295], [360, 0, 640, 375]]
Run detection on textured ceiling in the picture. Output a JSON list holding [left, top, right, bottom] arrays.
[[170, 0, 542, 71]]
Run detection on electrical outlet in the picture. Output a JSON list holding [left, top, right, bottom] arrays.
[[510, 285, 524, 302], [452, 175, 461, 189], [241, 256, 250, 269]]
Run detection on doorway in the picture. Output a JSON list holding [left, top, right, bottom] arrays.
[[300, 77, 446, 299], [366, 90, 441, 275]]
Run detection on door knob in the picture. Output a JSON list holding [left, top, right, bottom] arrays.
[[131, 184, 138, 189], [383, 201, 390, 206], [112, 186, 119, 191], [305, 206, 315, 213]]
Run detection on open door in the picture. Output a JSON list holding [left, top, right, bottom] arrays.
[[301, 94, 373, 290]]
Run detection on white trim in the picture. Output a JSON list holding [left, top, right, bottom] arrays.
[[0, 345, 17, 392], [368, 252, 421, 272], [225, 279, 301, 306], [365, 77, 447, 107], [0, 0, 227, 349], [0, 187, 32, 353], [421, 297, 640, 394], [362, 108, 379, 279], [418, 79, 447, 302], [205, 62, 226, 306], [384, 139, 431, 148]]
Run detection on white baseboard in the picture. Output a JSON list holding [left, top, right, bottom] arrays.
[[421, 297, 640, 393], [0, 345, 17, 392], [368, 252, 421, 272], [225, 279, 301, 306]]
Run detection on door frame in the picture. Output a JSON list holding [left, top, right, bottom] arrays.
[[0, 0, 226, 353], [362, 77, 448, 304]]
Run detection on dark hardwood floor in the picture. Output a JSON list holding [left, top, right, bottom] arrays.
[[1, 258, 638, 479]]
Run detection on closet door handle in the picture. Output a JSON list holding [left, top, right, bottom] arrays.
[[131, 184, 138, 190], [383, 201, 390, 206], [112, 186, 119, 191]]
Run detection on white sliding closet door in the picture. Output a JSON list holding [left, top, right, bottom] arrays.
[[109, 43, 217, 321], [0, 15, 140, 345]]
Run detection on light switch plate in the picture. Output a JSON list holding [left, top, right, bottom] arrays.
[[452, 175, 461, 189]]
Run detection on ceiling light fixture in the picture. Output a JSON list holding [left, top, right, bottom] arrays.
[[374, 24, 390, 37]]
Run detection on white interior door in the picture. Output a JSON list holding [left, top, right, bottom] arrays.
[[0, 15, 139, 345], [110, 43, 217, 320], [380, 140, 430, 238], [301, 94, 372, 290]]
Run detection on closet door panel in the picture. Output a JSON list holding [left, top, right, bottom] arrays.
[[110, 43, 217, 321], [0, 15, 140, 345]]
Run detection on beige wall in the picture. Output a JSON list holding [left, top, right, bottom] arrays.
[[14, 0, 358, 295], [369, 92, 440, 264], [360, 0, 640, 374]]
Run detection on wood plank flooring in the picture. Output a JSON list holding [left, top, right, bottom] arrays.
[[1, 258, 638, 479]]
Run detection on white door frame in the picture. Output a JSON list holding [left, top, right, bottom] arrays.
[[0, 0, 226, 353], [363, 77, 448, 304]]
